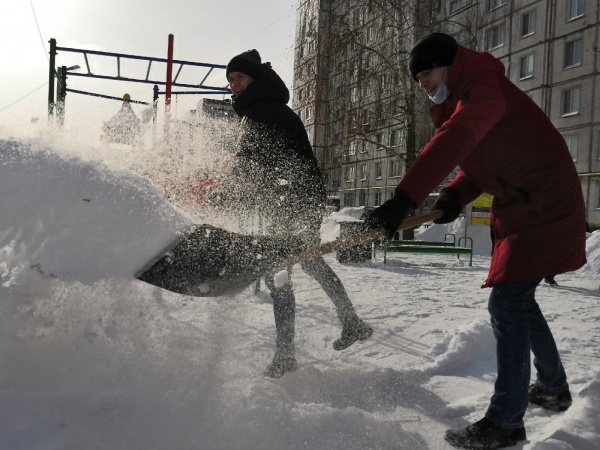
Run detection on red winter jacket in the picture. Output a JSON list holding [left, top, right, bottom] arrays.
[[398, 46, 586, 287]]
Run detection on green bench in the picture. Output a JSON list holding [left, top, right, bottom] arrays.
[[377, 233, 474, 266]]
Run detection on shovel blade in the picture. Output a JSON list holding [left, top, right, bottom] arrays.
[[135, 224, 303, 297]]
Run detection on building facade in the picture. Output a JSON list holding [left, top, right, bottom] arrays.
[[293, 0, 600, 227]]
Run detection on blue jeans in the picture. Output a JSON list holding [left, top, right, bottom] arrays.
[[485, 278, 569, 428]]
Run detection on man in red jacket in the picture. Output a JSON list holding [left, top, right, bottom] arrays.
[[365, 33, 587, 449]]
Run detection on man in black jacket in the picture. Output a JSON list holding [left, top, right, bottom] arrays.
[[224, 50, 372, 378]]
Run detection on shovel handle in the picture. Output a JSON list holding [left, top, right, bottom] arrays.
[[283, 209, 444, 266]]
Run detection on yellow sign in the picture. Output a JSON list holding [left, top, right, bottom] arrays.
[[471, 193, 493, 225]]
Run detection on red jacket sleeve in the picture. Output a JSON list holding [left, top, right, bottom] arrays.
[[445, 170, 483, 206]]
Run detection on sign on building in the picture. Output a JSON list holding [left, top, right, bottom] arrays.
[[466, 193, 493, 226]]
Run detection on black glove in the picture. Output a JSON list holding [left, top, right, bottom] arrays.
[[432, 188, 462, 224], [363, 190, 413, 239]]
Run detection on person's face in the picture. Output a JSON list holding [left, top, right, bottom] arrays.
[[228, 71, 254, 97], [415, 66, 447, 97]]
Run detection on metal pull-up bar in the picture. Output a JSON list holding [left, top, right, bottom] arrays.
[[47, 36, 231, 123]]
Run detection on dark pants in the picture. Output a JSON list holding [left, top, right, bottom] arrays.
[[485, 278, 568, 428], [265, 256, 358, 355]]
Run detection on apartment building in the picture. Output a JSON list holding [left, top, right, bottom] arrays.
[[293, 0, 600, 226]]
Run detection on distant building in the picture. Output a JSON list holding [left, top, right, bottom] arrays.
[[181, 98, 236, 122], [101, 94, 142, 145], [293, 0, 600, 226]]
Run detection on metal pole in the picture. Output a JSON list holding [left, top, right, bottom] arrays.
[[164, 34, 174, 141], [56, 66, 67, 127], [153, 84, 159, 124], [166, 34, 174, 109], [48, 38, 57, 122]]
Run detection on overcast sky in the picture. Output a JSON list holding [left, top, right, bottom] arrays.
[[1, 0, 298, 134]]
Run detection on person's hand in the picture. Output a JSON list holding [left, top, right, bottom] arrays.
[[432, 188, 462, 224], [363, 190, 413, 239]]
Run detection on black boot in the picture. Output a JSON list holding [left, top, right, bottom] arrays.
[[445, 417, 526, 449], [529, 383, 572, 411], [333, 318, 373, 351], [264, 352, 298, 378]]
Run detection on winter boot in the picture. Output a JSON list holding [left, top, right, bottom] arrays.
[[264, 352, 298, 379], [445, 417, 526, 449], [333, 318, 373, 351], [528, 383, 572, 411]]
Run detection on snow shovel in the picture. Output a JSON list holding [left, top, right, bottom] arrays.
[[135, 210, 443, 297]]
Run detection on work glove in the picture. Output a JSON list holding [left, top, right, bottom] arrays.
[[432, 188, 462, 224], [363, 190, 413, 239]]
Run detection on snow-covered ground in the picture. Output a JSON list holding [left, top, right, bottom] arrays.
[[0, 137, 599, 449]]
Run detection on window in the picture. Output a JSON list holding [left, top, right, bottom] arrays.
[[489, 0, 506, 10], [374, 192, 382, 206], [521, 9, 537, 37], [306, 106, 312, 120], [362, 109, 370, 125], [376, 132, 384, 149], [346, 166, 356, 181], [351, 86, 359, 102], [364, 54, 372, 70], [380, 73, 388, 91], [344, 192, 354, 207], [358, 191, 367, 206], [389, 129, 397, 148], [486, 24, 505, 50], [375, 161, 382, 179], [567, 0, 586, 21], [561, 86, 581, 116], [564, 38, 584, 69], [362, 84, 372, 98], [389, 159, 400, 178], [563, 133, 579, 161], [349, 141, 357, 155], [519, 53, 534, 79], [360, 164, 369, 180]]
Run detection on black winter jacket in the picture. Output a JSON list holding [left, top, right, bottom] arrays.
[[229, 63, 326, 233]]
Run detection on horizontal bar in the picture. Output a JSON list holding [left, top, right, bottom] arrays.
[[56, 46, 226, 69], [157, 90, 231, 95], [65, 88, 150, 105], [65, 72, 228, 91]]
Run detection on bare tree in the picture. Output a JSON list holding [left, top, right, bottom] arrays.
[[293, 0, 483, 216]]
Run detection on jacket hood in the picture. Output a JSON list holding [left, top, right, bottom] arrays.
[[446, 46, 506, 95], [232, 63, 290, 117], [429, 46, 506, 127]]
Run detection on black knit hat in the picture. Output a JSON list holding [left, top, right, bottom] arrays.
[[226, 49, 262, 79], [408, 33, 458, 81]]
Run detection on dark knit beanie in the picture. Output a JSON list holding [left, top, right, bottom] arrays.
[[226, 49, 262, 79], [408, 33, 458, 81]]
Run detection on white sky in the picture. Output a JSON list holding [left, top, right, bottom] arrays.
[[1, 0, 298, 133]]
